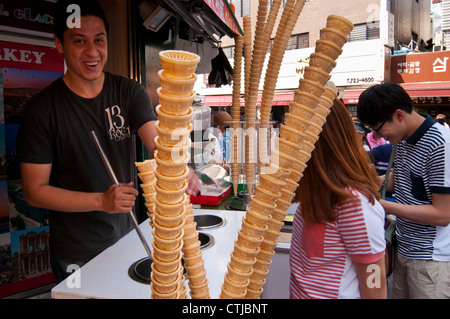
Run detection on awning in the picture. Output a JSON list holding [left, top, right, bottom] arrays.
[[204, 93, 294, 107], [161, 0, 242, 43], [343, 81, 450, 104], [205, 82, 450, 107]]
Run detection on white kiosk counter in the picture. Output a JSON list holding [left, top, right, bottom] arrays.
[[51, 208, 294, 299]]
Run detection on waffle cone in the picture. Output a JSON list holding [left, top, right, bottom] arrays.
[[271, 207, 288, 221], [316, 102, 332, 117], [151, 262, 183, 283], [151, 284, 179, 299], [315, 39, 343, 60], [246, 286, 263, 299], [153, 221, 184, 241], [284, 113, 312, 132], [309, 52, 337, 73], [226, 262, 253, 284], [245, 207, 271, 226], [306, 121, 323, 136], [152, 232, 183, 250], [187, 269, 207, 286], [326, 15, 354, 36], [135, 159, 156, 173], [189, 281, 210, 299], [284, 178, 300, 192], [234, 240, 260, 260], [229, 250, 257, 273], [182, 250, 203, 267], [184, 259, 205, 276], [155, 167, 189, 190], [279, 124, 305, 144], [152, 251, 183, 274], [259, 174, 285, 193], [183, 238, 201, 257], [303, 66, 332, 86], [323, 85, 338, 101], [298, 78, 326, 97], [253, 184, 281, 203], [278, 136, 302, 157], [241, 217, 269, 238], [267, 217, 284, 232], [249, 196, 277, 216], [223, 275, 249, 295], [247, 279, 266, 292]]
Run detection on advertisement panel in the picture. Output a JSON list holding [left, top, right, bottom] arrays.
[[0, 40, 64, 297]]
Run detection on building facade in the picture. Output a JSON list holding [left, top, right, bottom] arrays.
[[194, 0, 450, 121]]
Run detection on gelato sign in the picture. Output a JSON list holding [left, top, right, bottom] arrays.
[[0, 1, 55, 35]]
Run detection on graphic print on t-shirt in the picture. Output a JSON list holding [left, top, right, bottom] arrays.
[[105, 105, 131, 141]]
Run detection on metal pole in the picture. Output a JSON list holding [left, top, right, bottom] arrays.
[[90, 131, 152, 259]]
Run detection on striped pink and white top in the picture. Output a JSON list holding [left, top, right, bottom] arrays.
[[289, 189, 386, 299]]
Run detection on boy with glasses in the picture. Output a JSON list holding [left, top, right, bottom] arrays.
[[357, 82, 450, 299]]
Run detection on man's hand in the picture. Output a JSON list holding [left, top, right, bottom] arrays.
[[101, 182, 138, 213], [186, 166, 200, 196]]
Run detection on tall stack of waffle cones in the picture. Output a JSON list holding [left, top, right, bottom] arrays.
[[140, 50, 209, 299], [231, 35, 244, 196], [221, 14, 354, 299]]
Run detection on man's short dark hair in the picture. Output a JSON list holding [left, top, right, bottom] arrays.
[[54, 0, 109, 43], [357, 82, 413, 127]]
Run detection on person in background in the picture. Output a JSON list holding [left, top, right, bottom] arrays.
[[353, 118, 371, 151], [436, 114, 449, 129], [357, 82, 450, 299], [290, 99, 386, 299], [15, 0, 199, 283], [366, 131, 386, 149], [213, 111, 232, 161]]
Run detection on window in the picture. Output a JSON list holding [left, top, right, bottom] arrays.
[[268, 34, 309, 51], [286, 33, 310, 50], [230, 0, 250, 18], [348, 21, 380, 42], [222, 46, 235, 60], [268, 0, 289, 9]]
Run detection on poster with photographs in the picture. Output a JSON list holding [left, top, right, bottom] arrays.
[[0, 40, 64, 297]]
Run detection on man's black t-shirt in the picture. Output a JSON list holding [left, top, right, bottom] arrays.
[[16, 72, 157, 263]]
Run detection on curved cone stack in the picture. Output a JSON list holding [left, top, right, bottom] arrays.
[[221, 13, 353, 299], [136, 159, 157, 226], [148, 50, 209, 299]]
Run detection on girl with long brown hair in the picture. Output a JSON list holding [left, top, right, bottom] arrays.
[[290, 99, 386, 299]]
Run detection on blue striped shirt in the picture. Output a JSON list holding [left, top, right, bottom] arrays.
[[394, 114, 450, 261]]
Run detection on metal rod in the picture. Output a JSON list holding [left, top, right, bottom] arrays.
[[90, 130, 152, 259]]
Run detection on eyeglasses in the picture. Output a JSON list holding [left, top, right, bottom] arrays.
[[364, 120, 387, 133]]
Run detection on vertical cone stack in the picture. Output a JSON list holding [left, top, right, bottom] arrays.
[[231, 35, 244, 196], [148, 50, 209, 299], [242, 16, 257, 196]]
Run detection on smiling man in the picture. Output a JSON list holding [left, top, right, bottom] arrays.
[[15, 0, 198, 283], [357, 82, 450, 299]]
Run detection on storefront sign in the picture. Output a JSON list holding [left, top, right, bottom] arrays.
[[203, 0, 242, 35], [412, 96, 450, 105], [391, 51, 450, 83], [0, 0, 55, 35], [0, 41, 63, 73]]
